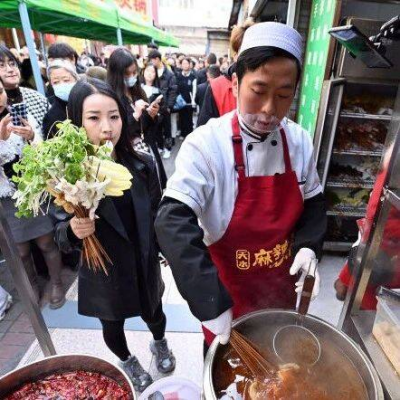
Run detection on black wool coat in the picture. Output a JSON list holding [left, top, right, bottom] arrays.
[[42, 96, 68, 139], [53, 153, 164, 321]]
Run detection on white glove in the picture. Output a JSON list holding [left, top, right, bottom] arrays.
[[290, 248, 320, 300], [202, 308, 233, 345]]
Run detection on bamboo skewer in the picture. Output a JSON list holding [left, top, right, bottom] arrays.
[[230, 330, 276, 380], [74, 205, 112, 275]]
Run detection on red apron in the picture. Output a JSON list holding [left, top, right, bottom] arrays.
[[203, 113, 304, 345]]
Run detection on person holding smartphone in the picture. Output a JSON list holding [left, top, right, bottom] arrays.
[[107, 48, 159, 143], [0, 45, 49, 132], [0, 78, 65, 309], [141, 63, 167, 189]]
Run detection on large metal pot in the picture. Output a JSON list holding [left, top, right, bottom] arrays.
[[0, 354, 136, 399], [203, 310, 383, 399]]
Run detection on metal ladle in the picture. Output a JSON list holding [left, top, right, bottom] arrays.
[[273, 265, 321, 367]]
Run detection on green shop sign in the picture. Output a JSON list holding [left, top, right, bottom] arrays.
[[297, 0, 337, 137]]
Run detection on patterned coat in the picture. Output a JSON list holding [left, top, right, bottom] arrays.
[[20, 87, 49, 131]]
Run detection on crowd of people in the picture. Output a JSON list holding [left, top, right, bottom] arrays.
[[5, 42, 233, 160]]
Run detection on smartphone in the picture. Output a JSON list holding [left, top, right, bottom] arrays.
[[9, 102, 28, 126], [153, 94, 163, 104], [329, 25, 393, 68]]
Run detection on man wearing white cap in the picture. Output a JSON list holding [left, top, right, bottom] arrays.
[[155, 22, 327, 350]]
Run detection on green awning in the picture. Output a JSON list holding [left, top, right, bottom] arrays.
[[0, 0, 179, 47]]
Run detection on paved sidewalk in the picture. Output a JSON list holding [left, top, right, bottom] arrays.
[[0, 261, 76, 376]]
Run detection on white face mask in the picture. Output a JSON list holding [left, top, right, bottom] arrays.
[[236, 99, 280, 136], [124, 75, 137, 88], [53, 82, 76, 102]]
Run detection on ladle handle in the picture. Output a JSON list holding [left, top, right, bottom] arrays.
[[298, 274, 315, 315]]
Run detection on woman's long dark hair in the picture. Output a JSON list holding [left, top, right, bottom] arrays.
[[107, 48, 147, 103], [141, 62, 160, 88], [140, 62, 160, 88], [67, 78, 137, 159]]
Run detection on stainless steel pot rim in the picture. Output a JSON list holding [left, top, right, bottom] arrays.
[[203, 309, 384, 400]]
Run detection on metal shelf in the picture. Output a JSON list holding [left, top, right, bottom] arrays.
[[387, 189, 400, 211], [333, 149, 383, 157], [323, 241, 353, 252], [340, 112, 392, 121], [327, 179, 375, 189], [327, 206, 367, 218], [352, 312, 400, 400]]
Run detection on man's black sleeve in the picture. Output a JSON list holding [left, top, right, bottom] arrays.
[[197, 85, 220, 127], [293, 193, 327, 260], [155, 197, 233, 321]]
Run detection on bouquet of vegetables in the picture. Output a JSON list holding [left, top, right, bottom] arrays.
[[12, 120, 132, 273]]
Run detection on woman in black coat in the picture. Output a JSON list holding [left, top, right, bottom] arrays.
[[141, 62, 167, 189], [53, 79, 175, 392], [107, 48, 159, 142]]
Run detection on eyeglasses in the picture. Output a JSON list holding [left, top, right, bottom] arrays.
[[0, 60, 18, 70]]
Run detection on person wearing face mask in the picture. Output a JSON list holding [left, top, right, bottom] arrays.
[[155, 22, 327, 355], [107, 48, 159, 146], [53, 79, 175, 391], [42, 59, 79, 139]]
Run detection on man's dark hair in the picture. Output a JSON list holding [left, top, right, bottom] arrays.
[[48, 42, 78, 65], [236, 46, 301, 85], [207, 65, 221, 79], [148, 50, 162, 60], [207, 52, 217, 65], [182, 57, 191, 65], [148, 42, 159, 50]]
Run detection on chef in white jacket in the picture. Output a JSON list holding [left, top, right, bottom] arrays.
[[155, 22, 327, 352]]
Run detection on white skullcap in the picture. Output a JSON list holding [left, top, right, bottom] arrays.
[[47, 58, 79, 80], [239, 22, 303, 65]]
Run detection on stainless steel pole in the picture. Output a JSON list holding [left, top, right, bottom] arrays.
[[287, 0, 298, 28], [39, 32, 48, 67], [0, 203, 56, 356], [18, 1, 46, 95], [117, 28, 123, 46], [11, 28, 21, 52]]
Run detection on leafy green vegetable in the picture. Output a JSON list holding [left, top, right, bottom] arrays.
[[12, 120, 112, 218]]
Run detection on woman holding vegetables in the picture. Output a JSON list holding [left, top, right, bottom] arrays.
[[53, 79, 175, 392]]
